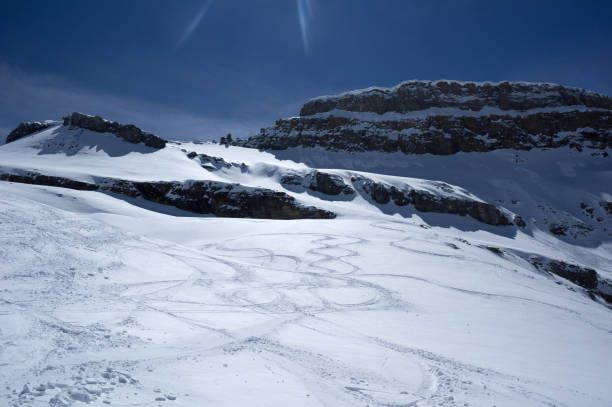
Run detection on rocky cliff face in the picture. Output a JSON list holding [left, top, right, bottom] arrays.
[[242, 80, 612, 154], [300, 80, 612, 115], [0, 170, 334, 220], [6, 113, 168, 149], [64, 112, 167, 149], [5, 121, 57, 144], [355, 177, 511, 226], [528, 255, 612, 304]]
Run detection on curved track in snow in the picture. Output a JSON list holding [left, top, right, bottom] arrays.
[[1, 183, 611, 406]]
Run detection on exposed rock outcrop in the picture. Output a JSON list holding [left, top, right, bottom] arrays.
[[5, 121, 57, 144], [187, 151, 248, 172], [528, 256, 612, 304], [186, 151, 356, 197], [0, 172, 98, 191], [281, 171, 354, 196], [311, 172, 354, 195], [354, 178, 511, 226], [183, 150, 509, 225], [104, 179, 334, 219], [300, 80, 612, 116], [63, 112, 167, 149], [245, 111, 612, 154], [0, 171, 334, 220], [242, 81, 612, 155]]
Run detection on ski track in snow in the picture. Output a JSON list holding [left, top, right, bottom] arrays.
[[1, 186, 611, 406]]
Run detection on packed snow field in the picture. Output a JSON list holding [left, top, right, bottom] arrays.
[[2, 187, 612, 406], [1, 121, 612, 406]]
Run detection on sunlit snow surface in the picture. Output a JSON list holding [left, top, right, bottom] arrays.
[[1, 127, 612, 406]]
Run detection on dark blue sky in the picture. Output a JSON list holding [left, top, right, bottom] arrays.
[[1, 0, 611, 140]]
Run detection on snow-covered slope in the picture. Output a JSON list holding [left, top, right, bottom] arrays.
[[2, 181, 612, 407], [0, 117, 513, 225], [1, 99, 611, 407]]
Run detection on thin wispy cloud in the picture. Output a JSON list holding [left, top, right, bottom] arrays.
[[297, 0, 314, 54], [176, 0, 214, 49]]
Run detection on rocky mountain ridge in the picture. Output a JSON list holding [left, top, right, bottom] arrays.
[[242, 80, 612, 155], [5, 112, 167, 149], [300, 80, 612, 115], [5, 120, 58, 144]]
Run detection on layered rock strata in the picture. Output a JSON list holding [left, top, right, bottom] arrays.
[[242, 81, 612, 154]]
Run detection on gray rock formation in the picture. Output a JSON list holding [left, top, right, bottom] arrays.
[[0, 172, 99, 191], [354, 178, 511, 226], [5, 121, 56, 144], [246, 111, 612, 154], [300, 80, 612, 116], [311, 171, 354, 195], [242, 81, 612, 155], [0, 171, 334, 220], [181, 151, 507, 225], [63, 112, 167, 149], [529, 255, 612, 304], [187, 151, 248, 172], [281, 171, 354, 196]]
